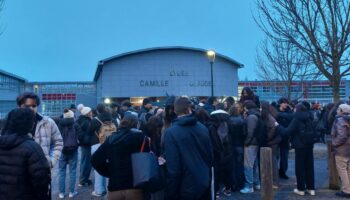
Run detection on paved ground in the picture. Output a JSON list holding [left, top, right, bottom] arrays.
[[51, 144, 344, 200]]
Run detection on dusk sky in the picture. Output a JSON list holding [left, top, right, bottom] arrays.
[[0, 0, 264, 82]]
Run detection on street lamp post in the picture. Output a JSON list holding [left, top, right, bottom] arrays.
[[207, 50, 216, 96]]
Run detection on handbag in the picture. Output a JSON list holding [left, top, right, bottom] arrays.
[[131, 136, 164, 192]]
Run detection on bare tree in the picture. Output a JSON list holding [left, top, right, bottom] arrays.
[[256, 38, 319, 100], [255, 0, 350, 102]]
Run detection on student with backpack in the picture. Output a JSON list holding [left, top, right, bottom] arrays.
[[88, 104, 117, 197], [58, 109, 82, 199], [208, 104, 233, 197], [331, 104, 350, 198], [240, 100, 261, 194], [279, 103, 316, 196]]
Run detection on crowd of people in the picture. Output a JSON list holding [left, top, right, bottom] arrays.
[[0, 88, 350, 199]]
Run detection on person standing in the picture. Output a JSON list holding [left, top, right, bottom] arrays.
[[0, 108, 51, 200], [57, 109, 82, 198], [240, 100, 261, 194], [77, 106, 93, 187], [276, 97, 293, 179], [16, 92, 63, 169], [88, 104, 117, 197], [331, 104, 350, 198], [280, 103, 315, 196], [164, 96, 214, 200]]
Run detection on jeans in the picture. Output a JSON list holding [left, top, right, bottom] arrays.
[[279, 146, 289, 175], [295, 147, 315, 190], [335, 155, 350, 194], [232, 146, 245, 189], [58, 151, 78, 193], [243, 145, 260, 188], [79, 146, 92, 184], [91, 144, 107, 194]]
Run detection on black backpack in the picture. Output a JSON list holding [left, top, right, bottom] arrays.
[[300, 120, 319, 145], [253, 114, 268, 147], [62, 125, 79, 154], [216, 121, 233, 164]]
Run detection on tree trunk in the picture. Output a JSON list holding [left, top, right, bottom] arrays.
[[331, 75, 341, 102]]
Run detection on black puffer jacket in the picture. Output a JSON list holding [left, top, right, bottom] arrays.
[[0, 134, 51, 200], [229, 115, 245, 147], [280, 111, 314, 149], [76, 115, 92, 146]]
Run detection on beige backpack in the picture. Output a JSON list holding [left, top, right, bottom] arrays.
[[95, 117, 117, 144]]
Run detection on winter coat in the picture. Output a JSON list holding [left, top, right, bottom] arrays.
[[276, 110, 293, 148], [244, 109, 260, 146], [164, 114, 214, 200], [229, 115, 245, 147], [331, 115, 350, 158], [91, 128, 148, 192], [203, 104, 215, 114], [34, 114, 63, 168], [208, 110, 232, 169], [265, 114, 281, 146], [239, 95, 261, 108], [279, 111, 314, 149], [76, 115, 92, 146], [0, 133, 51, 200], [88, 112, 117, 146]]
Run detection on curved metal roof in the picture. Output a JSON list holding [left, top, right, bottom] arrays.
[[0, 69, 27, 82], [94, 46, 244, 81]]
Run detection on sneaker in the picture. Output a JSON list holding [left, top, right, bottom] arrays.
[[223, 189, 232, 197], [306, 190, 316, 196], [272, 185, 279, 189], [335, 191, 350, 198], [240, 187, 254, 194], [91, 191, 106, 197], [69, 191, 78, 198], [58, 193, 65, 199], [78, 181, 91, 187], [279, 173, 289, 179], [293, 189, 305, 196], [254, 185, 261, 190]]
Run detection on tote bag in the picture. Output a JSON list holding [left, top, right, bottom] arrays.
[[131, 136, 164, 192]]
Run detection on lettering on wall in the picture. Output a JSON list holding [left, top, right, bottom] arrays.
[[140, 80, 169, 87], [169, 70, 189, 77], [189, 81, 211, 87]]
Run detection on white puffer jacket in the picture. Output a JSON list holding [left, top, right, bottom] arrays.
[[34, 115, 63, 168]]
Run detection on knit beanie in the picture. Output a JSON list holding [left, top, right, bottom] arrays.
[[80, 106, 92, 116], [63, 109, 75, 118], [339, 104, 350, 114]]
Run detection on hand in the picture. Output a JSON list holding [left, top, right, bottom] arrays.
[[158, 157, 166, 165], [274, 122, 279, 127]]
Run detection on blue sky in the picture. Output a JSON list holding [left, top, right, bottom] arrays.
[[0, 0, 264, 81]]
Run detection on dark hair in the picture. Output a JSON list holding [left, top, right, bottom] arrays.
[[295, 103, 307, 112], [96, 103, 106, 114], [224, 96, 235, 105], [119, 114, 138, 130], [243, 100, 257, 110], [174, 96, 191, 115], [164, 96, 177, 128], [121, 100, 132, 108], [216, 103, 225, 110], [207, 96, 217, 105], [111, 102, 120, 109], [146, 116, 163, 135], [228, 103, 242, 116], [16, 92, 41, 106], [261, 101, 273, 122], [241, 87, 254, 97], [142, 98, 151, 106], [195, 108, 210, 124], [301, 101, 311, 111], [63, 108, 70, 114], [278, 97, 289, 105], [1, 108, 35, 135]]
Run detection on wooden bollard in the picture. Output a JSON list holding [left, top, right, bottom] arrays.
[[260, 147, 273, 200], [326, 140, 340, 190]]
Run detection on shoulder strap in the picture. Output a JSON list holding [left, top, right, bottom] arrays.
[[95, 117, 103, 125]]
